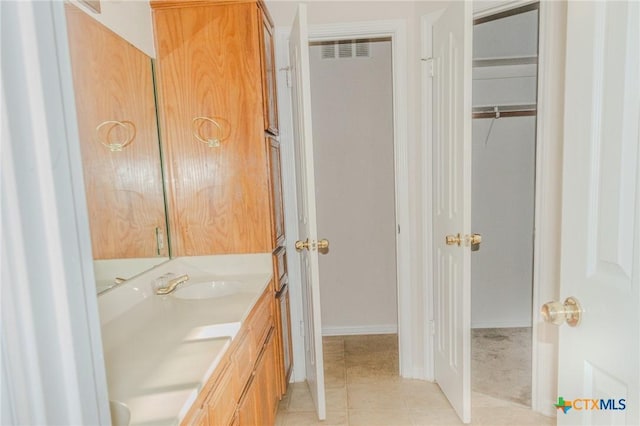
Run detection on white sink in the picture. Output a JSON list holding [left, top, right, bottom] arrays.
[[109, 400, 130, 426], [172, 280, 243, 300], [184, 321, 242, 341]]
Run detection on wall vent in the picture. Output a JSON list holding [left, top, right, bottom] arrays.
[[321, 43, 335, 59], [355, 40, 370, 57], [319, 39, 371, 59], [338, 40, 353, 58]]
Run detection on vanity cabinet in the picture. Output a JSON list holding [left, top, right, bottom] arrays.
[[181, 282, 279, 426]]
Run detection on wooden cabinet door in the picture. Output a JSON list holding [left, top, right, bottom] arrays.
[[153, 3, 271, 256], [237, 329, 278, 426], [280, 283, 293, 387], [185, 408, 208, 426], [262, 329, 280, 424], [237, 374, 260, 426], [206, 363, 237, 426], [267, 137, 285, 247], [260, 10, 279, 135]]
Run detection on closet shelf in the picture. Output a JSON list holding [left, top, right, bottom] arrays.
[[473, 56, 537, 68], [472, 59, 537, 81]]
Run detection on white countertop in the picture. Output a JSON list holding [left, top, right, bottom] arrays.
[[98, 254, 272, 426]]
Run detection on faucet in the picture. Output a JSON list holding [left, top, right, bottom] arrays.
[[156, 274, 189, 295]]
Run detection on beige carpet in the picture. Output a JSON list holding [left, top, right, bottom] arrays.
[[471, 327, 532, 407]]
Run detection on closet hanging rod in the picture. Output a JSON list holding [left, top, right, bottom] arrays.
[[472, 104, 537, 119]]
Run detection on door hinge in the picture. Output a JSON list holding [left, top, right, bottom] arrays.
[[421, 57, 434, 77], [397, 224, 400, 234], [281, 66, 292, 88], [429, 320, 435, 336]]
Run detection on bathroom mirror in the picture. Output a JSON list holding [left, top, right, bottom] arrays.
[[64, 4, 169, 293]]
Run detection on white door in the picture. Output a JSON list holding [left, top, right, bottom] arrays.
[[554, 2, 640, 424], [288, 4, 327, 421], [432, 2, 473, 424]]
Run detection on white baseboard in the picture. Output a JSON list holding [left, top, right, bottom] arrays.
[[322, 324, 398, 336], [405, 367, 431, 381], [471, 320, 532, 329]]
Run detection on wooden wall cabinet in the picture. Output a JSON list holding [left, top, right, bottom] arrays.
[[153, 1, 272, 256], [267, 136, 286, 247]]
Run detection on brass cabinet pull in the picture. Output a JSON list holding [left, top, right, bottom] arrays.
[[96, 120, 136, 152], [192, 116, 223, 148]]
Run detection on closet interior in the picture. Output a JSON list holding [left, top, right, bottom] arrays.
[[470, 3, 539, 407]]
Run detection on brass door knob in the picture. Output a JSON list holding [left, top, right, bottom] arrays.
[[468, 233, 482, 252], [317, 239, 329, 250], [445, 233, 462, 246], [541, 297, 582, 327], [295, 239, 310, 251], [468, 234, 482, 245]]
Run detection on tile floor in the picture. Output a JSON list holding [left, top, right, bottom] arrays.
[[275, 334, 554, 426]]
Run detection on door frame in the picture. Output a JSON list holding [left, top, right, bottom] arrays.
[[275, 19, 413, 380], [422, 1, 565, 417]]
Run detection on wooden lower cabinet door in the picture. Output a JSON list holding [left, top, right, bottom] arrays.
[[230, 414, 239, 426], [186, 408, 208, 426], [238, 329, 278, 426], [237, 374, 259, 426], [206, 363, 236, 426], [262, 329, 279, 425]]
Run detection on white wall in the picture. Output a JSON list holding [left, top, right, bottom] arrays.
[[67, 0, 155, 57], [473, 9, 538, 58], [471, 9, 538, 328], [471, 117, 536, 328], [309, 39, 397, 335]]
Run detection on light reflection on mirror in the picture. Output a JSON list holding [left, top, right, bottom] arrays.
[[64, 4, 169, 293]]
